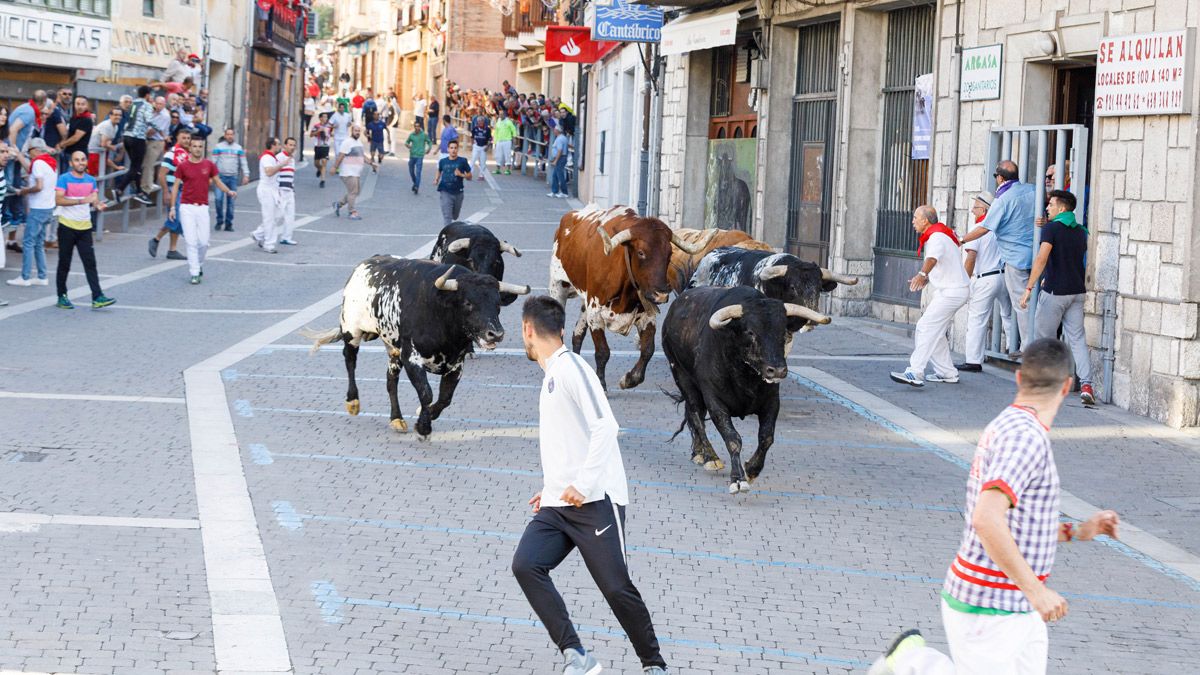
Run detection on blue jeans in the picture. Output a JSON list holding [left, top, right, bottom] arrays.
[[427, 117, 438, 139], [551, 159, 568, 195], [21, 208, 52, 280], [3, 162, 24, 229], [408, 156, 423, 188], [216, 174, 238, 227]]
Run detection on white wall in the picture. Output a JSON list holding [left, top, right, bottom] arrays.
[[589, 45, 645, 209]]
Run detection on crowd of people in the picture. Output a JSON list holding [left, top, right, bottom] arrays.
[[0, 48, 258, 302]]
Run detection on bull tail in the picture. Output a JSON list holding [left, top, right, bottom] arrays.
[[298, 326, 343, 355], [661, 387, 689, 441]]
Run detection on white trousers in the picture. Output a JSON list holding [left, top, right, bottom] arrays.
[[253, 187, 282, 250], [278, 190, 296, 241], [495, 140, 513, 167], [894, 600, 1048, 675], [909, 286, 969, 377], [471, 144, 488, 172], [178, 204, 211, 277], [965, 273, 1016, 364]]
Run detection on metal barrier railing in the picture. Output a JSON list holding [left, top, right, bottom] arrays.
[[93, 147, 162, 242], [448, 114, 576, 194]]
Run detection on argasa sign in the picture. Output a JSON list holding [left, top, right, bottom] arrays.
[[1095, 29, 1195, 116], [960, 44, 1002, 101]]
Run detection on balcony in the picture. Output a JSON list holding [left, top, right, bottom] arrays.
[[501, 1, 557, 38], [2, 0, 110, 18]]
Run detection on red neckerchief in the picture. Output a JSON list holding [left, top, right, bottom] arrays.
[[29, 99, 44, 128], [33, 154, 57, 172], [917, 223, 960, 255], [74, 110, 94, 120], [975, 213, 986, 224], [260, 151, 276, 161]]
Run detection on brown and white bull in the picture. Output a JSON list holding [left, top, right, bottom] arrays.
[[549, 205, 714, 391], [667, 228, 774, 294]]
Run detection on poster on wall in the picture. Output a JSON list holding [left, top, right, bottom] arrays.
[[1095, 29, 1195, 116], [960, 44, 1002, 101], [705, 139, 756, 232], [911, 73, 933, 160]]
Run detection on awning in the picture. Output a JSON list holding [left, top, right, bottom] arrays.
[[659, 1, 753, 57]]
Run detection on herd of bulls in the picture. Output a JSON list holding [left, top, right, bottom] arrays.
[[306, 206, 856, 494]]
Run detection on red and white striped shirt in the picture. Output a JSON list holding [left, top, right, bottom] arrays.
[[943, 405, 1060, 613]]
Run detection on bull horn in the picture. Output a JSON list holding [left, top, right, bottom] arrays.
[[821, 268, 858, 285], [599, 227, 633, 255], [784, 303, 831, 325], [671, 228, 717, 255], [446, 237, 471, 254], [434, 266, 459, 292], [758, 264, 788, 281], [708, 304, 745, 329], [500, 241, 522, 257], [498, 281, 532, 295]]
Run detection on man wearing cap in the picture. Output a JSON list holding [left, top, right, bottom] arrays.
[[957, 191, 1017, 373], [6, 138, 57, 287]]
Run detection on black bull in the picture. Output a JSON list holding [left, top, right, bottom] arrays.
[[663, 286, 818, 494], [304, 256, 530, 439], [430, 222, 523, 305]]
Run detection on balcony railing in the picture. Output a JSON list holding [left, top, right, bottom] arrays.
[[501, 2, 557, 37], [3, 0, 111, 18]]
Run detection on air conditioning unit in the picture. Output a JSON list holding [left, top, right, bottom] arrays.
[[306, 11, 320, 37]]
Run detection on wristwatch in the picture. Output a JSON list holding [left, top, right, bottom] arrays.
[[917, 271, 928, 278]]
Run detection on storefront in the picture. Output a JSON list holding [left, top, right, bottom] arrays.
[[249, 0, 306, 177], [0, 5, 112, 109]]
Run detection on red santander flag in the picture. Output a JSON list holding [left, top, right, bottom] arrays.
[[545, 26, 617, 63]]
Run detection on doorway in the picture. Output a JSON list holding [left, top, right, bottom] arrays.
[[786, 20, 839, 266]]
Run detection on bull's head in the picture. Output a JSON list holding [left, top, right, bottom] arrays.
[[598, 219, 715, 305], [433, 266, 531, 349], [754, 258, 843, 330], [445, 236, 524, 306], [708, 299, 828, 383]]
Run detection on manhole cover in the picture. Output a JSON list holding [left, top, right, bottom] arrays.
[[8, 452, 47, 463]]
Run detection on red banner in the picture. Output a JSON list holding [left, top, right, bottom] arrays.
[[545, 26, 617, 63]]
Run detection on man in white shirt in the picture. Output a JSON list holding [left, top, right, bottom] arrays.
[[144, 96, 171, 196], [328, 103, 352, 164], [958, 191, 1016, 371], [890, 205, 970, 387], [512, 296, 669, 675], [413, 92, 427, 128], [251, 138, 285, 254], [331, 125, 372, 220], [276, 137, 297, 245]]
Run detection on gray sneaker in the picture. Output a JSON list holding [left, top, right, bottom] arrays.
[[563, 648, 601, 675], [643, 668, 668, 674]]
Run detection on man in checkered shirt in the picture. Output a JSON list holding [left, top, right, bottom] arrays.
[[871, 338, 1120, 675]]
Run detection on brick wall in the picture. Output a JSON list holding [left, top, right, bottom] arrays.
[[448, 0, 506, 54]]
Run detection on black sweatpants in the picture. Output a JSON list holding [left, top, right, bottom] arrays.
[[512, 497, 667, 669], [117, 137, 146, 194], [56, 225, 103, 299]]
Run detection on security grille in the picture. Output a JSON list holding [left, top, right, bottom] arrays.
[[872, 4, 934, 305], [786, 20, 839, 266]]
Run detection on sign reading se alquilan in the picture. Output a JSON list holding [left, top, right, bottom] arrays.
[[1095, 29, 1195, 116], [960, 44, 1002, 101]]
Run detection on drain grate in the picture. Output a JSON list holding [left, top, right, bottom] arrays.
[[8, 451, 48, 463]]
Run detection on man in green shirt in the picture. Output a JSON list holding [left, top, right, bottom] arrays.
[[405, 120, 432, 195], [492, 109, 518, 175]]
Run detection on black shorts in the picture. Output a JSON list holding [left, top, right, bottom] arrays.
[[314, 146, 329, 160]]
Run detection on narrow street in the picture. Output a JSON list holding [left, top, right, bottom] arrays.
[[0, 157, 1197, 674]]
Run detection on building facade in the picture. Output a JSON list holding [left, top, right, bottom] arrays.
[[247, 0, 307, 174], [646, 0, 1200, 426], [0, 0, 113, 112]]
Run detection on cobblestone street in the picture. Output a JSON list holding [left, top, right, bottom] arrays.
[[1, 158, 1198, 675]]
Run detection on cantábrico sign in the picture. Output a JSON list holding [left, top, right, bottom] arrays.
[[1095, 29, 1195, 116], [0, 6, 111, 71], [594, 0, 662, 43], [960, 44, 1001, 101]]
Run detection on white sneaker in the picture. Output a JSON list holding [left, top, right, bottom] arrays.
[[30, 278, 48, 286], [6, 277, 31, 287], [546, 192, 557, 198], [926, 373, 959, 384], [888, 370, 924, 387]]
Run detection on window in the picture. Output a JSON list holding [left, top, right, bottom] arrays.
[[17, 0, 110, 17], [142, 0, 154, 16], [710, 46, 734, 117]]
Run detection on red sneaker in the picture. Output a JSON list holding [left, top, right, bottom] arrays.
[[1080, 383, 1096, 405]]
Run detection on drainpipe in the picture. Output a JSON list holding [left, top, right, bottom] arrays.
[[944, 0, 964, 226], [648, 48, 664, 218], [1100, 289, 1117, 403], [636, 42, 655, 215]]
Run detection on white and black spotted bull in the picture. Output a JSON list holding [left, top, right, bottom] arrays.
[[663, 286, 824, 493], [430, 221, 523, 305], [550, 204, 714, 391], [689, 247, 857, 351], [304, 256, 530, 439]]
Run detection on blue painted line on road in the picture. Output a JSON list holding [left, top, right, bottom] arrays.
[[233, 399, 254, 418], [285, 508, 1199, 609], [248, 443, 273, 465], [309, 580, 345, 624], [258, 447, 959, 512], [310, 580, 870, 668], [790, 373, 1200, 594], [222, 369, 239, 382]]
